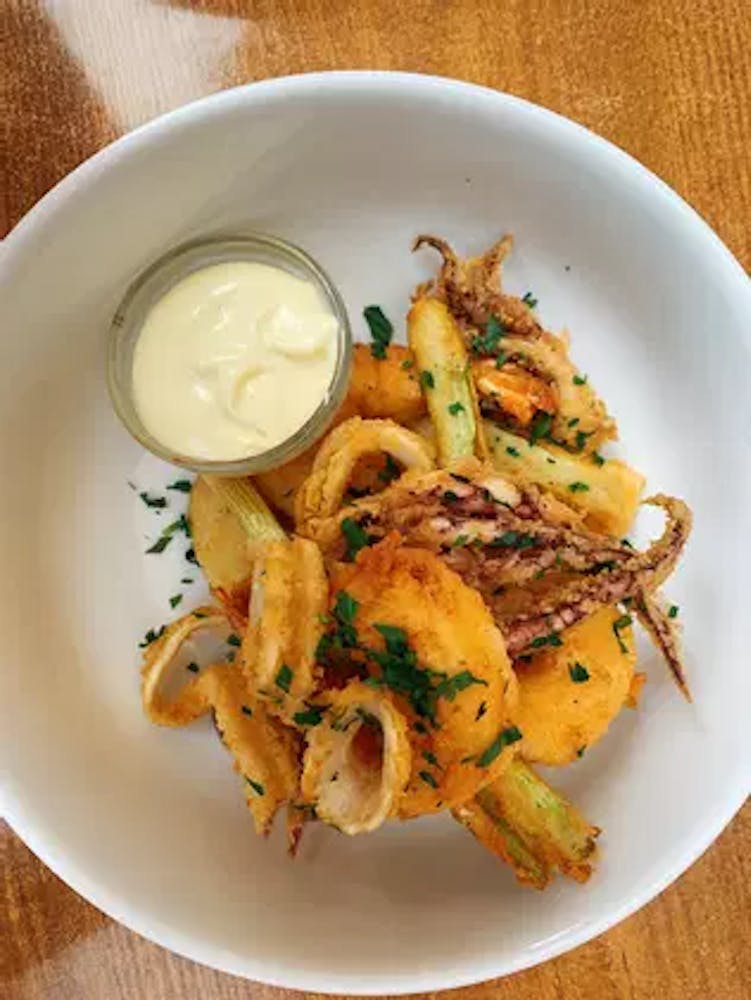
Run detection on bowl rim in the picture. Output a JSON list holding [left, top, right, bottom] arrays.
[[2, 70, 750, 995]]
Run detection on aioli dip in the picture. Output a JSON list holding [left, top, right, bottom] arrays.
[[132, 260, 339, 461]]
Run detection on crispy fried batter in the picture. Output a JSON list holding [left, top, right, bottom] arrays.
[[514, 606, 636, 766], [331, 536, 519, 816]]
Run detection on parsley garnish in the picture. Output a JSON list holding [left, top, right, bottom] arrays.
[[613, 613, 633, 653], [146, 535, 172, 555], [169, 594, 183, 609], [573, 373, 588, 385], [494, 350, 507, 368], [167, 479, 192, 493], [422, 750, 439, 767], [401, 358, 414, 370], [181, 577, 194, 585], [241, 705, 253, 716], [185, 661, 199, 673], [185, 547, 198, 565], [275, 664, 293, 693], [476, 725, 523, 768], [451, 534, 470, 548], [489, 530, 537, 550], [420, 369, 435, 390], [341, 517, 375, 561], [522, 291, 538, 309], [419, 770, 439, 789], [475, 700, 488, 721], [529, 411, 552, 445], [140, 492, 167, 509], [378, 453, 401, 484], [139, 625, 165, 648], [592, 451, 605, 466], [668, 604, 679, 619], [293, 706, 326, 727], [529, 632, 564, 649], [448, 401, 465, 416], [442, 490, 460, 503], [568, 481, 590, 493], [245, 778, 265, 796], [227, 634, 241, 647], [471, 315, 505, 355], [434, 670, 488, 701], [569, 662, 590, 683], [364, 305, 393, 359], [506, 446, 520, 457], [576, 745, 586, 758]]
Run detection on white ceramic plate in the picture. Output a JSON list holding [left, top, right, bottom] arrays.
[[1, 73, 749, 994]]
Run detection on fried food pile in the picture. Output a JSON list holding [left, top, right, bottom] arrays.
[[140, 235, 692, 889]]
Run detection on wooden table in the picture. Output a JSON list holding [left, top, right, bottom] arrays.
[[2, 2, 749, 997]]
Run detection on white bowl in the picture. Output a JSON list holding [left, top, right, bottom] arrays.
[[1, 72, 749, 994]]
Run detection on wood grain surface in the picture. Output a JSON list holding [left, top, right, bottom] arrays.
[[2, 1, 749, 998]]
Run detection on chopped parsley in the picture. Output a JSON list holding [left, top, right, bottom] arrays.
[[567, 417, 580, 428], [341, 517, 376, 561], [167, 479, 192, 493], [475, 700, 488, 721], [422, 750, 439, 767], [522, 291, 538, 309], [139, 625, 165, 648], [529, 411, 552, 446], [494, 350, 507, 368], [448, 401, 465, 416], [434, 670, 488, 701], [378, 453, 401, 485], [568, 481, 590, 493], [471, 315, 505, 355], [529, 631, 564, 649], [573, 373, 588, 385], [451, 534, 470, 548], [575, 429, 594, 451], [245, 778, 265, 797], [613, 613, 633, 653], [419, 770, 439, 789], [227, 634, 241, 647], [592, 451, 606, 466], [169, 594, 183, 609], [241, 705, 253, 716], [145, 535, 172, 555], [275, 664, 293, 693], [506, 446, 520, 457], [401, 358, 414, 370], [569, 662, 590, 683], [442, 490, 460, 504], [576, 745, 586, 758], [140, 491, 167, 509], [180, 577, 194, 585], [364, 305, 393, 359], [490, 530, 537, 550], [668, 604, 679, 619], [293, 706, 326, 727], [476, 725, 523, 768], [420, 369, 435, 390], [185, 547, 198, 565], [185, 661, 199, 673]]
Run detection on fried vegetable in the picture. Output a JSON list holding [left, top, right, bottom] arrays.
[[473, 358, 558, 427], [300, 681, 412, 834], [514, 606, 636, 766], [242, 537, 328, 723], [455, 758, 599, 887], [203, 475, 285, 548], [330, 536, 519, 816], [486, 425, 644, 537], [407, 297, 487, 464], [348, 343, 426, 424], [294, 416, 435, 528]]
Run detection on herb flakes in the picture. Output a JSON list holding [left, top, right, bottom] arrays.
[[364, 305, 393, 359], [476, 725, 523, 768], [569, 662, 590, 683]]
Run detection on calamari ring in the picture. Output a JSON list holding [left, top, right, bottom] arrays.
[[294, 416, 435, 529], [140, 617, 301, 836], [140, 606, 229, 726], [241, 536, 328, 723], [300, 681, 412, 834]]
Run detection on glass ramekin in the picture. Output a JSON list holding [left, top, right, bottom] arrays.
[[107, 233, 352, 475]]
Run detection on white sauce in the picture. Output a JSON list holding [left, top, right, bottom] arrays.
[[132, 260, 338, 461]]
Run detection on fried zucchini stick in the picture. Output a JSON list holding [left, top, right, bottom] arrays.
[[408, 298, 487, 464]]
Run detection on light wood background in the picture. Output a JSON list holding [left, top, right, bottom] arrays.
[[2, 2, 749, 998]]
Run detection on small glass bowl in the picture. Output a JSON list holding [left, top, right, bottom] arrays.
[[107, 233, 352, 475]]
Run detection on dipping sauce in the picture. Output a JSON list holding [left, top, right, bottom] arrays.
[[132, 260, 339, 461]]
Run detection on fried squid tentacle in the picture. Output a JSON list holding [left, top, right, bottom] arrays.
[[633, 589, 690, 700]]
